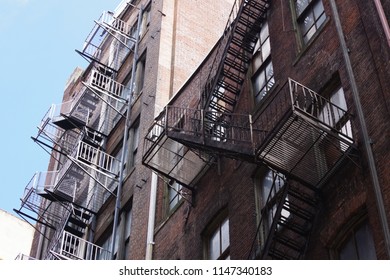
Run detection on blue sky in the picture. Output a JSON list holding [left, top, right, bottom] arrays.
[[0, 0, 121, 216]]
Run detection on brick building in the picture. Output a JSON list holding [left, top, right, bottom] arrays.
[[15, 0, 390, 260]]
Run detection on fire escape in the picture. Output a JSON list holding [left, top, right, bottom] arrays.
[[15, 3, 139, 260], [142, 0, 356, 259]]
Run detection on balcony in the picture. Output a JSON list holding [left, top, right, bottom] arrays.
[[143, 79, 355, 187], [14, 173, 69, 229], [45, 140, 120, 213], [77, 10, 137, 71], [142, 114, 212, 187], [49, 231, 111, 260], [253, 79, 355, 186]]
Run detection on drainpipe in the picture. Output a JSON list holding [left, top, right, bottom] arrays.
[[145, 172, 158, 260], [330, 0, 390, 257], [373, 0, 390, 48], [35, 224, 45, 259], [110, 7, 143, 260]]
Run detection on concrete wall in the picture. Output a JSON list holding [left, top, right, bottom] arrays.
[[0, 209, 34, 260]]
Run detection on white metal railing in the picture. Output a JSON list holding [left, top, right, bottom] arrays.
[[87, 69, 127, 101], [100, 10, 133, 36], [32, 171, 59, 195], [289, 78, 353, 143], [15, 253, 36, 260], [77, 141, 120, 176], [56, 231, 111, 260]]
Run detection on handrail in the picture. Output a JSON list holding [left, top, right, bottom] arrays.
[[87, 69, 128, 101], [57, 230, 111, 260]]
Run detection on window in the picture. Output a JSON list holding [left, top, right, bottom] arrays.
[[134, 53, 146, 95], [127, 120, 140, 169], [139, 4, 151, 37], [204, 212, 230, 260], [338, 221, 377, 260], [97, 232, 113, 260], [252, 21, 275, 104], [113, 142, 128, 177], [318, 86, 353, 150], [255, 168, 288, 245], [293, 0, 327, 44], [167, 180, 183, 212], [123, 206, 133, 259]]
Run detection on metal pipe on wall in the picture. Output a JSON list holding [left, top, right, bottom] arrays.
[[330, 0, 390, 257], [110, 6, 143, 260], [373, 0, 390, 48]]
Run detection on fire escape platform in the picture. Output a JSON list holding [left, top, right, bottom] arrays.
[[142, 121, 211, 187], [143, 79, 356, 188], [254, 79, 356, 187]]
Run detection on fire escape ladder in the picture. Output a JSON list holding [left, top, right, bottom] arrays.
[[250, 179, 319, 260], [202, 0, 269, 117]]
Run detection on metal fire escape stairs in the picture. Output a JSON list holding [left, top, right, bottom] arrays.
[[248, 171, 320, 259], [142, 0, 270, 187], [16, 2, 139, 260], [141, 1, 358, 260], [201, 0, 269, 121]]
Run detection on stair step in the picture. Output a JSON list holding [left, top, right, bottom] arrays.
[[245, 0, 269, 12], [273, 233, 304, 253], [73, 208, 92, 220], [64, 226, 84, 238], [278, 215, 308, 236], [226, 47, 252, 65], [288, 186, 318, 207], [224, 56, 248, 73], [235, 25, 259, 44], [283, 200, 314, 221], [267, 247, 293, 260], [208, 101, 234, 114], [222, 70, 245, 86], [216, 80, 241, 97], [68, 216, 88, 228], [231, 36, 255, 53]]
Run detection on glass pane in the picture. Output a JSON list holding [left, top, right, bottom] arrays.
[[316, 13, 326, 29], [355, 223, 377, 260], [313, 1, 325, 20], [260, 22, 269, 43], [252, 52, 264, 72], [302, 13, 315, 34], [295, 0, 310, 16], [339, 236, 358, 260], [209, 230, 220, 260], [221, 219, 230, 253], [262, 39, 271, 62], [262, 170, 274, 204], [124, 209, 132, 238], [253, 70, 265, 97]]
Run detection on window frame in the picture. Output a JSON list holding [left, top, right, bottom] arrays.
[[330, 215, 377, 260], [251, 20, 275, 105], [165, 180, 183, 213], [203, 210, 230, 260], [291, 0, 327, 48]]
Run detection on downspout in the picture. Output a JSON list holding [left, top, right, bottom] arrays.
[[373, 0, 390, 48], [110, 7, 143, 260], [145, 172, 157, 259], [330, 0, 390, 257], [35, 224, 45, 259]]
